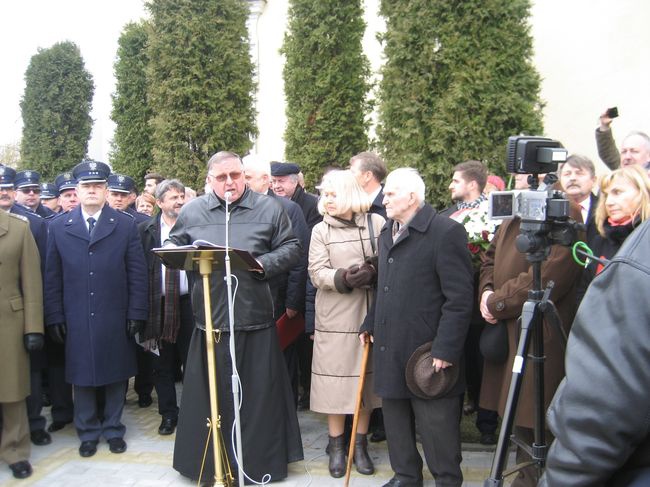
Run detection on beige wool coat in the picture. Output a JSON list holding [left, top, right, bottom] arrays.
[[0, 210, 44, 402], [308, 212, 384, 414]]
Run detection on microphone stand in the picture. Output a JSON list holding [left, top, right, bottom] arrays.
[[224, 191, 245, 487]]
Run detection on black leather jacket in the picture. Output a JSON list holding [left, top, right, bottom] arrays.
[[540, 219, 650, 486], [167, 188, 301, 332]]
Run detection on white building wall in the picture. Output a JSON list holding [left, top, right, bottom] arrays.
[[248, 0, 649, 173]]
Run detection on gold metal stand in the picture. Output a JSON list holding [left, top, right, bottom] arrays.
[[198, 251, 234, 486]]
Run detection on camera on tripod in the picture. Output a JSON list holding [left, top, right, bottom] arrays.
[[488, 136, 581, 254]]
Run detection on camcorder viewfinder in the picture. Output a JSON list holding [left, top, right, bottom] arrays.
[[506, 135, 567, 175], [489, 135, 581, 252]]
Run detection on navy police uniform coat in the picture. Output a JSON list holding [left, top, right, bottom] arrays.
[[44, 205, 148, 386]]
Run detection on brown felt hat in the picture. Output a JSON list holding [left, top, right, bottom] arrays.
[[405, 341, 459, 399]]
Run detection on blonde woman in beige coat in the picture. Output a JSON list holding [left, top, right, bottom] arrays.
[[308, 170, 384, 478]]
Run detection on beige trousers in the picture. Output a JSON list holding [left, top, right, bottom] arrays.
[[0, 400, 30, 464]]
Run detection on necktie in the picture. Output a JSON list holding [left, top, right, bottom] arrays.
[[87, 217, 96, 235]]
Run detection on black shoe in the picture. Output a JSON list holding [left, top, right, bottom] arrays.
[[297, 394, 310, 410], [158, 417, 178, 436], [42, 392, 52, 407], [382, 477, 423, 487], [138, 394, 153, 408], [48, 420, 72, 432], [108, 437, 127, 454], [480, 433, 498, 445], [463, 401, 477, 416], [30, 429, 52, 446], [370, 427, 386, 443], [9, 461, 32, 479], [79, 440, 98, 457]]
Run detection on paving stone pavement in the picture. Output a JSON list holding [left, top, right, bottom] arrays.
[[0, 383, 513, 486]]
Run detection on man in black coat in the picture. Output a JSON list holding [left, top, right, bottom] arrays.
[[558, 154, 598, 244], [270, 161, 322, 231], [270, 160, 322, 408], [540, 218, 650, 486], [138, 179, 194, 436], [349, 151, 388, 219], [243, 155, 310, 405], [360, 168, 473, 487], [169, 152, 303, 484]]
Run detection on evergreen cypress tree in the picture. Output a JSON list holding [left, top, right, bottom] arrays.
[[377, 0, 544, 207], [146, 0, 256, 190], [20, 41, 94, 178], [282, 0, 371, 189], [111, 21, 153, 184]]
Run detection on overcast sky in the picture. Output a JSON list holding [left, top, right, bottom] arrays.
[[0, 0, 148, 164]]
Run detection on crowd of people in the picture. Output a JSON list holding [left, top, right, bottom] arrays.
[[1, 110, 650, 486]]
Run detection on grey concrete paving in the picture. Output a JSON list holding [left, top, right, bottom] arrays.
[[0, 384, 514, 486]]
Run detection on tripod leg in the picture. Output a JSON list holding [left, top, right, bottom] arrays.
[[484, 300, 539, 487]]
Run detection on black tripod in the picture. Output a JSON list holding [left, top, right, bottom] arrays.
[[484, 242, 565, 486]]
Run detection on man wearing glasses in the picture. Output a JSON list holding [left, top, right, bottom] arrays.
[[14, 170, 56, 218], [169, 151, 304, 484]]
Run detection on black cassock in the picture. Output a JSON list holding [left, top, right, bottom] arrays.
[[173, 326, 303, 483]]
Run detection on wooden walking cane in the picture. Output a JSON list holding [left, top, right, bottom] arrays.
[[344, 340, 371, 487]]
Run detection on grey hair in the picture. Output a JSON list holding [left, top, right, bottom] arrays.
[[242, 153, 271, 176], [207, 151, 243, 171], [623, 131, 650, 153], [385, 168, 426, 202], [155, 179, 185, 201]]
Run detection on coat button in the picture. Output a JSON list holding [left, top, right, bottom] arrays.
[[388, 257, 394, 264], [90, 292, 94, 296], [383, 286, 389, 292], [89, 251, 93, 256], [495, 301, 505, 311], [380, 346, 386, 352], [91, 312, 95, 317]]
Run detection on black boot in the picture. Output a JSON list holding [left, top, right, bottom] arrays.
[[328, 434, 346, 478], [354, 433, 374, 475]]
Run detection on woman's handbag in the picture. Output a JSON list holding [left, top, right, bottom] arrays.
[[479, 320, 509, 364]]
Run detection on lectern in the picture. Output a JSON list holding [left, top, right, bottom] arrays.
[[154, 243, 261, 487]]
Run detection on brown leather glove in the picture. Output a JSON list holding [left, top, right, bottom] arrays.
[[344, 263, 377, 288]]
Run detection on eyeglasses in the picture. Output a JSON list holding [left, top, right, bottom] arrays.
[[208, 171, 243, 183], [19, 187, 41, 194]]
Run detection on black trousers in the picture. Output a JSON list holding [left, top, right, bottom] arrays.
[[383, 395, 463, 487], [152, 295, 194, 420]]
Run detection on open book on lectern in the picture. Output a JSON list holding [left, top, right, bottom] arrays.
[[152, 239, 264, 273]]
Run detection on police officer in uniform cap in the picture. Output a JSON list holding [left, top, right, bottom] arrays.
[[107, 174, 150, 224], [107, 173, 154, 407], [54, 172, 79, 213], [40, 183, 60, 213], [44, 160, 148, 458], [14, 170, 56, 218]]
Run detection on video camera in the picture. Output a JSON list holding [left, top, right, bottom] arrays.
[[488, 136, 582, 256]]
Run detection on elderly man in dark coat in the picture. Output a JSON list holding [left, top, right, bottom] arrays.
[[0, 203, 45, 479], [45, 161, 148, 458], [360, 168, 473, 487], [169, 151, 303, 484]]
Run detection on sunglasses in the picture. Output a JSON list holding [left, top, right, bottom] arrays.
[[208, 171, 243, 183], [19, 187, 41, 194]]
